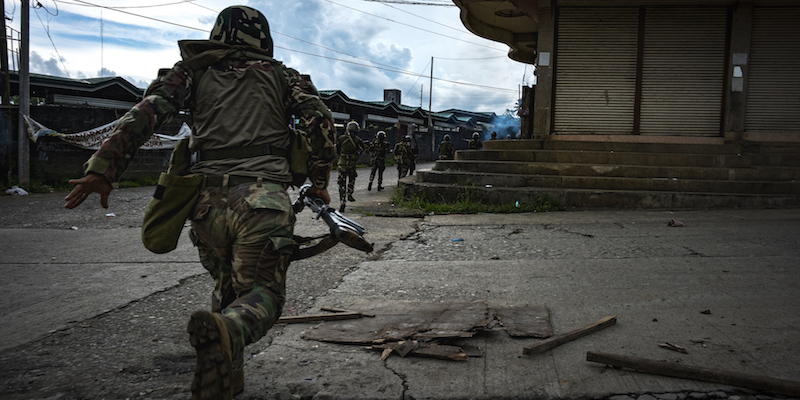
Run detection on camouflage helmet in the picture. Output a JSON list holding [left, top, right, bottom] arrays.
[[472, 132, 480, 139], [346, 121, 360, 133], [377, 131, 386, 139], [210, 6, 273, 56], [404, 135, 411, 142], [444, 134, 451, 141]]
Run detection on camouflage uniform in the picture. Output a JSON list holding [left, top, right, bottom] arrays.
[[438, 136, 455, 160], [468, 138, 482, 150], [393, 137, 413, 178], [81, 6, 336, 399], [367, 133, 389, 191], [337, 123, 365, 206]]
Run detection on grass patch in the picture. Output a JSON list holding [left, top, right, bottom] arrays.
[[391, 185, 560, 214]]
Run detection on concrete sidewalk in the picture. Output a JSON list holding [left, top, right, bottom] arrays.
[[244, 208, 800, 400]]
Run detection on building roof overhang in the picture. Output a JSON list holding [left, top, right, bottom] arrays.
[[452, 0, 539, 64]]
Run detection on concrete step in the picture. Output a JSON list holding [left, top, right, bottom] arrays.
[[399, 178, 800, 210], [435, 160, 800, 182], [483, 139, 740, 154], [417, 170, 800, 195], [455, 149, 758, 168]]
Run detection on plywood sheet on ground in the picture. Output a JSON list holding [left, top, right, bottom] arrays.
[[494, 304, 552, 338], [301, 300, 551, 345], [301, 300, 490, 344]]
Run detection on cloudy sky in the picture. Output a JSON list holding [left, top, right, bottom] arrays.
[[6, 0, 535, 115]]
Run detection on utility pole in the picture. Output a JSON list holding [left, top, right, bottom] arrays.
[[428, 57, 433, 159], [18, 0, 30, 187], [1, 0, 10, 183]]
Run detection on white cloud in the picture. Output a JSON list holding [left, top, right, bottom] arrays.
[[11, 0, 526, 114]]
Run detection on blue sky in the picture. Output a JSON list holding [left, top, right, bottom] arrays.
[[7, 0, 535, 115]]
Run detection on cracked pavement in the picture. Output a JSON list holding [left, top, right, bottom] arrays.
[[1, 164, 799, 399]]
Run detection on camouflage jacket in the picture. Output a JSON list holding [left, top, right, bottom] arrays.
[[83, 41, 337, 190], [367, 139, 390, 163]]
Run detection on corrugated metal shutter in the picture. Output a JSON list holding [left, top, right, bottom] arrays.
[[554, 7, 639, 134], [745, 6, 800, 133], [639, 7, 727, 136]]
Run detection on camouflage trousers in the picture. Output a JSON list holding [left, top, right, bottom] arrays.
[[397, 160, 411, 179], [189, 181, 295, 376], [369, 164, 385, 187], [337, 165, 357, 201]]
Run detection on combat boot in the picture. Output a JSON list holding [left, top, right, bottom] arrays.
[[377, 185, 384, 191], [188, 310, 238, 400], [339, 202, 346, 213], [367, 181, 372, 191], [348, 195, 356, 202]]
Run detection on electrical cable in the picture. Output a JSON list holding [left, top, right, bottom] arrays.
[[356, 0, 455, 5], [320, 0, 505, 52], [56, 0, 197, 9], [45, 0, 517, 94], [33, 3, 71, 78]]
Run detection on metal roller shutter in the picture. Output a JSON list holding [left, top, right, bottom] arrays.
[[745, 7, 800, 133], [554, 7, 639, 134], [639, 7, 728, 136]]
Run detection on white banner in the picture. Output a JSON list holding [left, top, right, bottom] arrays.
[[23, 115, 190, 150]]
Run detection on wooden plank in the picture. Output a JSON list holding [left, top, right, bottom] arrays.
[[320, 307, 375, 317], [586, 351, 800, 398], [276, 311, 363, 324], [523, 315, 617, 356]]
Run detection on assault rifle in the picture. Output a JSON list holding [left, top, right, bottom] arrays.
[[291, 184, 374, 260]]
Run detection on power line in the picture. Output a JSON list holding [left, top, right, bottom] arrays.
[[379, 2, 465, 35], [356, 0, 456, 5], [46, 0, 516, 93], [57, 0, 199, 9], [320, 0, 505, 52], [33, 4, 70, 78]]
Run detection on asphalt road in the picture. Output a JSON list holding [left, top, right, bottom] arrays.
[[0, 164, 798, 400]]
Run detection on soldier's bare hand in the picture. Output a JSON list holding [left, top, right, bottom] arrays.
[[64, 174, 113, 209]]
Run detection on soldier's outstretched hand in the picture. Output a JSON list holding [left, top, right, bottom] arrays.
[[64, 174, 113, 209]]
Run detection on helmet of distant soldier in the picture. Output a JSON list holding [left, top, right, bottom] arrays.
[[472, 132, 480, 139], [444, 134, 451, 141], [404, 135, 411, 142], [346, 121, 360, 133], [377, 131, 386, 139]]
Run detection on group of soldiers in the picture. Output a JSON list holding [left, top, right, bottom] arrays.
[[335, 121, 417, 212], [336, 122, 488, 212]]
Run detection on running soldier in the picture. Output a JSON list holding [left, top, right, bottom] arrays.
[[337, 121, 365, 211], [367, 130, 390, 191], [63, 6, 337, 399], [393, 135, 413, 178]]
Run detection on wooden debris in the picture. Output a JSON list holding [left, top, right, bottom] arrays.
[[586, 351, 800, 398], [371, 340, 468, 361], [494, 304, 552, 338], [302, 300, 491, 344], [659, 342, 688, 354], [523, 316, 616, 356], [320, 307, 375, 318], [276, 311, 363, 324]]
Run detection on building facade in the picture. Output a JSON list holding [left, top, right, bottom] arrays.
[[455, 0, 800, 145]]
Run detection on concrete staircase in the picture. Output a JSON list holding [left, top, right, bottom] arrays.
[[399, 139, 800, 209]]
